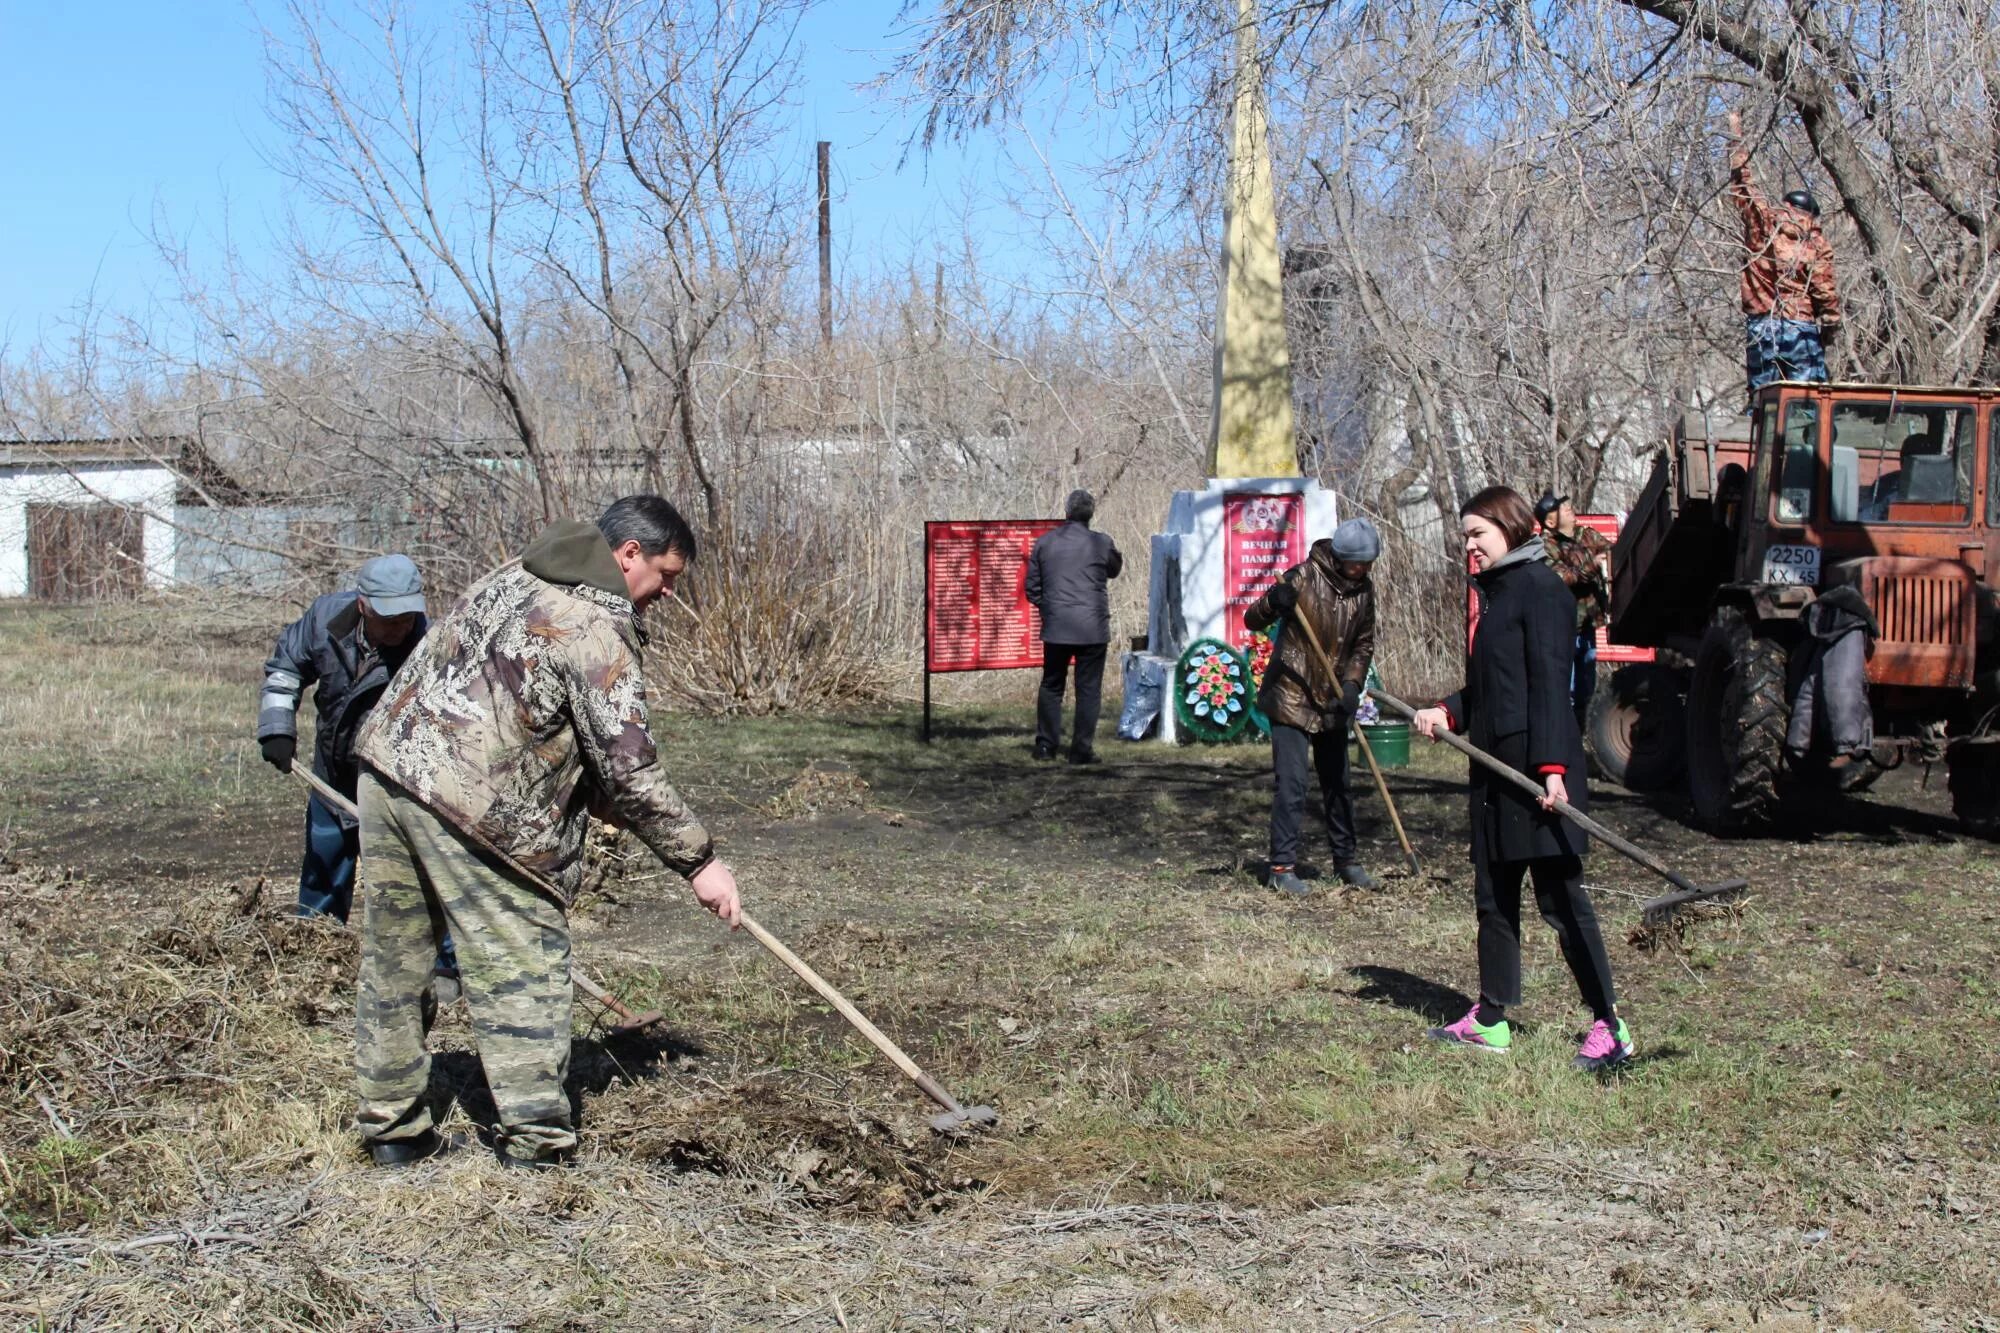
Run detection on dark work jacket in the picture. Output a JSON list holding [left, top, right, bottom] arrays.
[[259, 591, 427, 820], [1025, 519, 1123, 644], [1244, 539, 1376, 736], [1440, 543, 1589, 864]]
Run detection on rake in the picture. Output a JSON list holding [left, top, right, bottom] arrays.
[[1366, 689, 1748, 924]]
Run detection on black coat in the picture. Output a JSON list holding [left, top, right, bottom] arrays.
[[259, 592, 427, 815], [1441, 548, 1589, 864], [1025, 520, 1123, 645]]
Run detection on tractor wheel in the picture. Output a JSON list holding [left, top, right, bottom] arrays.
[[1685, 610, 1789, 832], [1587, 664, 1687, 792], [1948, 746, 2000, 839]]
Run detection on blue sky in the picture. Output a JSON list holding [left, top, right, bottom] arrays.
[[0, 1, 1022, 344]]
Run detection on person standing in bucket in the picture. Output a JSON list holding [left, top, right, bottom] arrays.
[[1411, 486, 1632, 1073], [1245, 516, 1381, 896], [351, 496, 742, 1168], [1025, 489, 1123, 764], [1727, 109, 1842, 392]]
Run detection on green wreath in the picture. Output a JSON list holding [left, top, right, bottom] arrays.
[[1175, 637, 1253, 743]]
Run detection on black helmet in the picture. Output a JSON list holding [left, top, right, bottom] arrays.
[[1783, 189, 1821, 217], [1533, 488, 1567, 522]]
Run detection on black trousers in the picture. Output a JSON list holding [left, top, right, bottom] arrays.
[[1268, 721, 1358, 868], [1474, 855, 1617, 1020], [1036, 642, 1107, 755]]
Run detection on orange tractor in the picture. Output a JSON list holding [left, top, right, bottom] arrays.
[[1593, 380, 2000, 835]]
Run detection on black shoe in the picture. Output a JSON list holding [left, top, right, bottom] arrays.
[[1269, 869, 1312, 897], [367, 1130, 460, 1167], [1032, 744, 1058, 762], [496, 1149, 571, 1171], [1336, 864, 1379, 890], [1068, 749, 1101, 766]]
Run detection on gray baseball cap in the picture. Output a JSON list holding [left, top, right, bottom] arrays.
[[356, 553, 426, 617]]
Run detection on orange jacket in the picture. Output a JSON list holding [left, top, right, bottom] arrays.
[[1730, 150, 1841, 328]]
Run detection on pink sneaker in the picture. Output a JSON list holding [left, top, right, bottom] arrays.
[[1573, 1018, 1634, 1072], [1427, 1006, 1512, 1053]]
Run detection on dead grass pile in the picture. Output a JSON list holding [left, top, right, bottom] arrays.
[[1, 871, 354, 1236], [761, 764, 871, 821]]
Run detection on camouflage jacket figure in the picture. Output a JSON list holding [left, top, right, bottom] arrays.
[[355, 520, 713, 903], [1729, 141, 1841, 331], [1545, 524, 1612, 633], [1244, 539, 1377, 736]]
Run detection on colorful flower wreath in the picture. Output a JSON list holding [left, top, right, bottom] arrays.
[[1174, 637, 1253, 742]]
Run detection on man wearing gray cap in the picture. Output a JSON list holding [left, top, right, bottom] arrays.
[[1025, 489, 1124, 764], [1244, 516, 1381, 895], [258, 554, 433, 924]]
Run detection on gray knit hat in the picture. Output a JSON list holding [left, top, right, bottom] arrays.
[[1330, 517, 1381, 563]]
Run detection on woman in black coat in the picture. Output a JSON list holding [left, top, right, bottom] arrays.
[[1412, 486, 1632, 1072]]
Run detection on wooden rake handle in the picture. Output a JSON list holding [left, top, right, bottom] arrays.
[[739, 912, 967, 1117], [1285, 611, 1420, 875]]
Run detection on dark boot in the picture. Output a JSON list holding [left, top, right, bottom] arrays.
[[1269, 868, 1312, 897], [1336, 864, 1379, 890], [367, 1129, 461, 1168]]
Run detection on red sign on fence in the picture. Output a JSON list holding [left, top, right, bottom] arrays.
[[1222, 491, 1305, 650], [924, 519, 1060, 673]]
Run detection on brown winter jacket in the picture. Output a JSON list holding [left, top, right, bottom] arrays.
[[355, 521, 714, 902], [1730, 151, 1842, 329], [1244, 539, 1376, 736]]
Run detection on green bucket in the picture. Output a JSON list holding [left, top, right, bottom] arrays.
[[1356, 721, 1411, 768]]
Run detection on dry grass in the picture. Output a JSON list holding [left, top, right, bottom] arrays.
[[5, 603, 2000, 1327]]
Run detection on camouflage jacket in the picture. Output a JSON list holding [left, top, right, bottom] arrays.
[[355, 521, 713, 902], [1546, 525, 1611, 632], [1730, 152, 1841, 328]]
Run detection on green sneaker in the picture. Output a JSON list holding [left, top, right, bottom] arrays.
[[1429, 1006, 1512, 1053]]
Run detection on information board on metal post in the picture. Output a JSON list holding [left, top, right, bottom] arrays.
[[923, 519, 1061, 740]]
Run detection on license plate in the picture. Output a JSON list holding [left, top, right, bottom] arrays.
[[1762, 543, 1821, 586]]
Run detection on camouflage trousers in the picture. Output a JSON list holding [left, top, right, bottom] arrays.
[[355, 769, 576, 1160], [1745, 315, 1829, 391]]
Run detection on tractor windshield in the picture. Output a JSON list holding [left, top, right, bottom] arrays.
[[1827, 400, 1977, 525]]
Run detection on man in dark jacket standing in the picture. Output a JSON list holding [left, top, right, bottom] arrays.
[[259, 554, 430, 922], [1245, 517, 1380, 895], [1025, 489, 1123, 764]]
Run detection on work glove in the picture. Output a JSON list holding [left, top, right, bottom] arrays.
[[260, 735, 296, 774], [1267, 582, 1299, 617], [1341, 680, 1363, 717]]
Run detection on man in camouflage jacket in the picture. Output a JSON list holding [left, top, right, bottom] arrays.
[[351, 495, 741, 1168], [1535, 491, 1611, 731]]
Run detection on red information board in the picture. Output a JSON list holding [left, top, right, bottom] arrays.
[[924, 519, 1059, 673], [1222, 492, 1306, 650]]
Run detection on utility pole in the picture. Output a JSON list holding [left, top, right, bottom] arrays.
[[817, 141, 833, 350]]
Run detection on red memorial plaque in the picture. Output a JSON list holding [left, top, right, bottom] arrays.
[[1222, 492, 1306, 651], [924, 519, 1060, 673]]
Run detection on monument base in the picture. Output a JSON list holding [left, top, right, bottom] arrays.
[[1132, 476, 1337, 742]]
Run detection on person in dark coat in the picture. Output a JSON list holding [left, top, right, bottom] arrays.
[[1025, 489, 1123, 763], [1412, 486, 1632, 1073], [258, 554, 432, 922], [1244, 517, 1380, 896]]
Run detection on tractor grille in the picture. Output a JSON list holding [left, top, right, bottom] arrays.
[[1869, 573, 1965, 644], [1860, 563, 1975, 689]]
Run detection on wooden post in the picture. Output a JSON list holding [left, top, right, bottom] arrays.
[[817, 141, 833, 350]]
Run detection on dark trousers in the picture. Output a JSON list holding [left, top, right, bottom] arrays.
[[300, 792, 359, 921], [1036, 642, 1107, 756], [1474, 855, 1616, 1020], [1570, 632, 1597, 732], [1268, 721, 1358, 868]]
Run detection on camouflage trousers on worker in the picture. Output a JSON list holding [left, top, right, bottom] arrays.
[[1745, 315, 1829, 392], [355, 768, 576, 1161]]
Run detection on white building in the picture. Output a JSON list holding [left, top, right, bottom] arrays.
[[0, 438, 179, 598]]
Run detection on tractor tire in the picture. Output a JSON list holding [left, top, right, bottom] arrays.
[[1587, 663, 1687, 792], [1948, 746, 2000, 839], [1685, 610, 1789, 832]]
